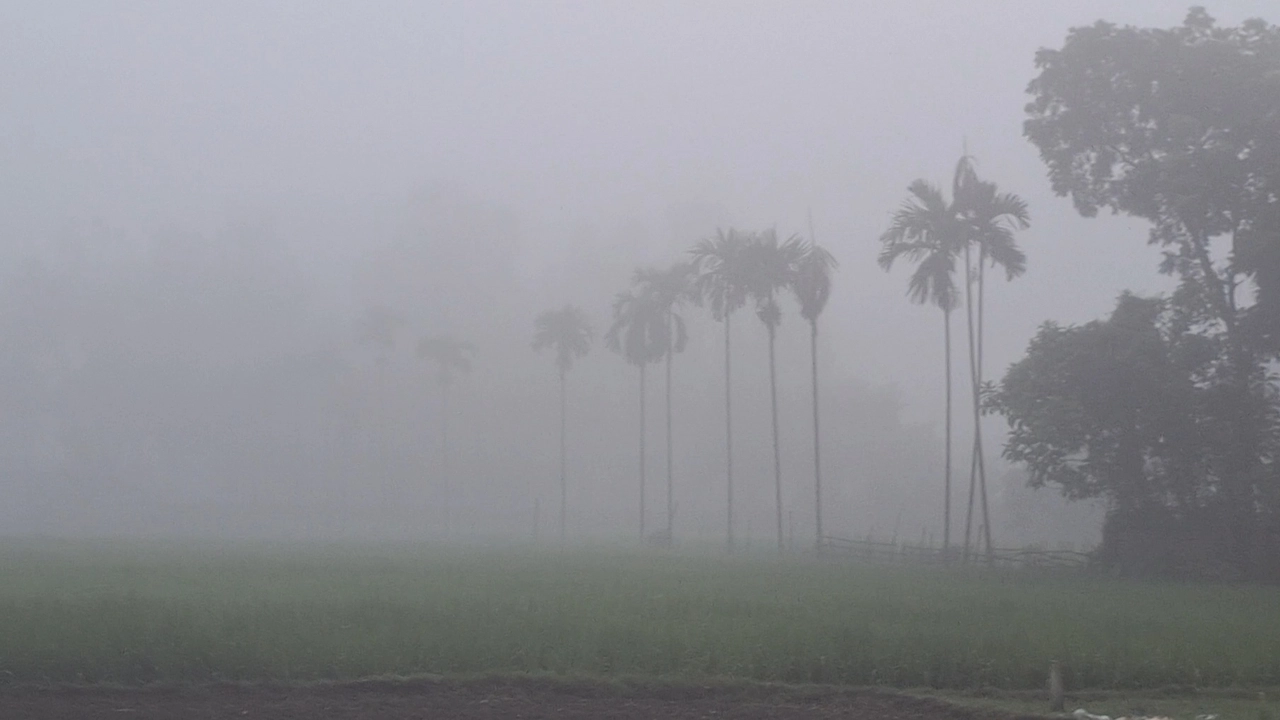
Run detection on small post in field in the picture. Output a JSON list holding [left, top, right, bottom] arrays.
[[1048, 660, 1064, 712]]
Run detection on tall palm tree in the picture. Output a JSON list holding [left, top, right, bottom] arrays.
[[952, 157, 1029, 560], [417, 334, 474, 535], [604, 289, 664, 540], [631, 262, 699, 539], [354, 305, 407, 495], [690, 228, 752, 551], [532, 305, 593, 542], [741, 229, 807, 551], [878, 179, 963, 559], [356, 305, 407, 365], [791, 236, 838, 552]]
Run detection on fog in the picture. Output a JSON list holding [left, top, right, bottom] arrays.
[[4, 1, 1268, 548]]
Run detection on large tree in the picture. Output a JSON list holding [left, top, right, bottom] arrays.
[[604, 289, 665, 540], [631, 262, 700, 540], [988, 293, 1235, 576], [879, 179, 963, 557], [990, 293, 1202, 512], [742, 229, 807, 551], [417, 334, 474, 535], [532, 305, 593, 542], [690, 228, 752, 550], [791, 237, 838, 551], [1024, 7, 1280, 567]]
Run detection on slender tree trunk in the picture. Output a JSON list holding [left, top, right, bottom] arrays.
[[440, 380, 451, 537], [976, 249, 993, 558], [666, 316, 675, 537], [559, 366, 567, 543], [639, 364, 646, 541], [963, 244, 978, 561], [943, 307, 953, 559], [724, 311, 735, 552], [810, 318, 824, 553], [768, 308, 784, 552]]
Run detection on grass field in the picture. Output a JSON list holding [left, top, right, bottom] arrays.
[[0, 539, 1277, 692], [931, 688, 1279, 720]]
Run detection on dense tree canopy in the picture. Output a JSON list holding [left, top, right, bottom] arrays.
[[1025, 6, 1280, 349], [990, 293, 1205, 513], [1011, 8, 1280, 578]]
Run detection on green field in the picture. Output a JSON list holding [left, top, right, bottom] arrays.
[[0, 540, 1277, 691]]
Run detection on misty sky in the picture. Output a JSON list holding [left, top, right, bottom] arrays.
[[1, 2, 1275, 547], [10, 1, 1272, 427]]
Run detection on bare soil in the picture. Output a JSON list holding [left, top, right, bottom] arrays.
[[0, 677, 1048, 720]]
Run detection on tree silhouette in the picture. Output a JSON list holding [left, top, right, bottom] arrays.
[[355, 305, 407, 368], [1025, 8, 1278, 570], [879, 179, 962, 558], [742, 229, 807, 551], [631, 262, 700, 539], [605, 289, 665, 539], [953, 157, 1029, 559], [417, 334, 474, 535], [354, 305, 408, 498], [532, 305, 593, 542], [791, 234, 838, 551], [690, 228, 752, 551]]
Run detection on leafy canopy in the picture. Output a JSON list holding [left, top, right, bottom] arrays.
[[532, 305, 593, 373], [1025, 7, 1280, 347]]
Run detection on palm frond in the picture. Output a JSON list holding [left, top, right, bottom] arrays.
[[792, 242, 837, 322], [533, 304, 593, 372]]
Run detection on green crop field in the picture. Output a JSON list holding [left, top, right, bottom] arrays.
[[0, 540, 1277, 690]]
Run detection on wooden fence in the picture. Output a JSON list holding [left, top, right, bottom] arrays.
[[819, 535, 1091, 570]]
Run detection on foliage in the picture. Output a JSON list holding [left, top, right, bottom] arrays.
[[791, 242, 838, 326], [989, 293, 1206, 511], [954, 159, 1030, 280], [741, 229, 807, 329], [630, 263, 700, 357], [1025, 6, 1280, 350], [532, 305, 593, 373], [604, 290, 664, 368], [356, 305, 407, 356], [879, 156, 1029, 308], [878, 178, 962, 312], [417, 334, 474, 386], [1020, 7, 1280, 576], [690, 228, 752, 323]]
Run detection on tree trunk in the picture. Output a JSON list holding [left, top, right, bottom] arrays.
[[666, 316, 675, 537], [639, 364, 646, 541], [962, 244, 978, 561], [440, 380, 451, 537], [559, 366, 567, 544], [811, 318, 824, 552], [768, 306, 784, 552], [943, 307, 953, 559], [976, 248, 993, 558], [725, 311, 735, 552]]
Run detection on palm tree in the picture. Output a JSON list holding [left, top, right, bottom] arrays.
[[631, 262, 699, 539], [604, 289, 665, 540], [741, 229, 807, 551], [532, 305, 593, 542], [952, 157, 1029, 560], [354, 305, 407, 493], [791, 234, 838, 552], [878, 179, 963, 559], [417, 334, 474, 535], [690, 228, 752, 551], [356, 305, 407, 364]]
